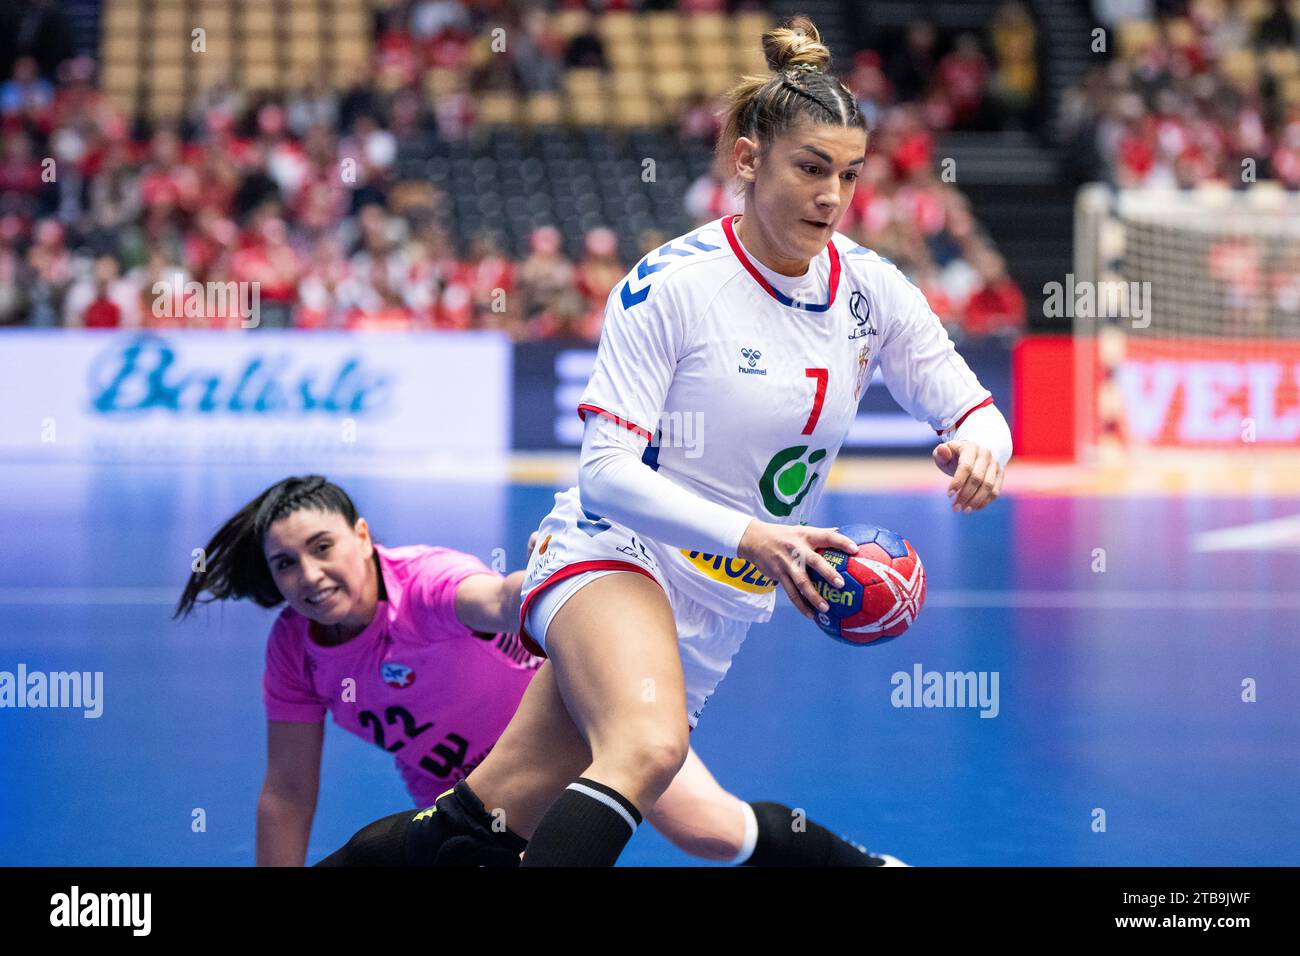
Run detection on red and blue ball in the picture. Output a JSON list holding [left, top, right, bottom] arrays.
[[807, 523, 926, 646]]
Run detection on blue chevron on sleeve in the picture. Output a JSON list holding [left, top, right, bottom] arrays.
[[617, 231, 717, 309]]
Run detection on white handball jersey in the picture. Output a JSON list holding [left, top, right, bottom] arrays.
[[577, 214, 993, 622]]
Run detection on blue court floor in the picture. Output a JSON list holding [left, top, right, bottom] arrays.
[[1, 461, 1297, 866]]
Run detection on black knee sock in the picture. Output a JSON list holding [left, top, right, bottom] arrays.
[[519, 777, 643, 867], [742, 801, 880, 867]]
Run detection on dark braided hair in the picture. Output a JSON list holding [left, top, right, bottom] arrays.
[[717, 14, 866, 182], [174, 475, 363, 618]]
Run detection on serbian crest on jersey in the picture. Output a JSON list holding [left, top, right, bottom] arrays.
[[853, 343, 872, 401], [380, 662, 416, 688]]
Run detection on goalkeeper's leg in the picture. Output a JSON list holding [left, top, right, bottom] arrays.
[[314, 779, 527, 867]]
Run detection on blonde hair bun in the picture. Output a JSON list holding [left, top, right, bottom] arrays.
[[762, 15, 833, 75]]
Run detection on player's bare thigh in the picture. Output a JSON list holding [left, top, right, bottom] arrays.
[[544, 570, 690, 812]]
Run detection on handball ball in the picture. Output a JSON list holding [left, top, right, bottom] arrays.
[[807, 523, 926, 646]]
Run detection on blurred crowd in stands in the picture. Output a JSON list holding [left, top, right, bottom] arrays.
[[0, 0, 1030, 340], [1064, 0, 1300, 188]]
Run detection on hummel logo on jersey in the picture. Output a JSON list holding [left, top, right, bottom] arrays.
[[738, 347, 767, 375], [848, 291, 877, 340]]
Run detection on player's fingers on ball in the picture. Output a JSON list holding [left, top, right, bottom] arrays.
[[780, 574, 814, 619], [793, 569, 829, 614], [819, 526, 860, 555], [812, 552, 845, 589]]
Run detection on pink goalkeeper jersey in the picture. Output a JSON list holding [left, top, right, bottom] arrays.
[[263, 542, 542, 807]]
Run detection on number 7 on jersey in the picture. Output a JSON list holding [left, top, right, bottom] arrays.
[[802, 368, 828, 435]]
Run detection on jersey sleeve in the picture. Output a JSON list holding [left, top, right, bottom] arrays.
[[263, 616, 328, 723], [404, 547, 499, 638], [577, 273, 687, 440], [873, 261, 994, 434]]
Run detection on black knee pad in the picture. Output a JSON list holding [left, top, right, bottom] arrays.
[[411, 781, 528, 867]]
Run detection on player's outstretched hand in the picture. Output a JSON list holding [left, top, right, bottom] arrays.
[[737, 521, 860, 621], [933, 440, 1004, 513]]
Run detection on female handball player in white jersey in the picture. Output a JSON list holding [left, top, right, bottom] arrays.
[[324, 15, 1012, 867]]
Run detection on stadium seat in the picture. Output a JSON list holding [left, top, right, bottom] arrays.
[[564, 68, 606, 99], [1263, 48, 1300, 80], [644, 12, 682, 43], [606, 39, 643, 70], [552, 10, 590, 40], [289, 7, 324, 37], [651, 71, 693, 110], [568, 95, 609, 126], [103, 0, 142, 35], [477, 92, 519, 126], [525, 92, 565, 128], [101, 61, 137, 97], [244, 35, 279, 65], [147, 88, 186, 122], [101, 34, 139, 66], [597, 13, 638, 43], [1220, 49, 1259, 85], [685, 13, 727, 43], [1116, 19, 1158, 59], [245, 62, 282, 91], [242, 6, 276, 37], [609, 95, 662, 128], [289, 36, 324, 69]]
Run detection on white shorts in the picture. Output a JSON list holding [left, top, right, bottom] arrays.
[[520, 487, 752, 728]]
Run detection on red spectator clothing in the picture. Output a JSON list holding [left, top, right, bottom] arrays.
[[377, 29, 421, 82], [893, 184, 946, 235], [82, 297, 122, 328], [292, 174, 350, 229], [454, 257, 514, 304], [575, 260, 623, 305], [139, 164, 200, 209], [937, 54, 988, 122], [231, 245, 300, 303], [916, 276, 957, 324], [344, 305, 415, 331], [842, 184, 894, 236], [426, 31, 473, 69], [429, 281, 471, 330], [963, 278, 1025, 336], [0, 159, 42, 197], [1117, 129, 1157, 182], [889, 128, 933, 179], [1272, 144, 1300, 188]]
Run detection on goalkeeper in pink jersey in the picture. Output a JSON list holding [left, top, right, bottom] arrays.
[[175, 474, 903, 866]]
